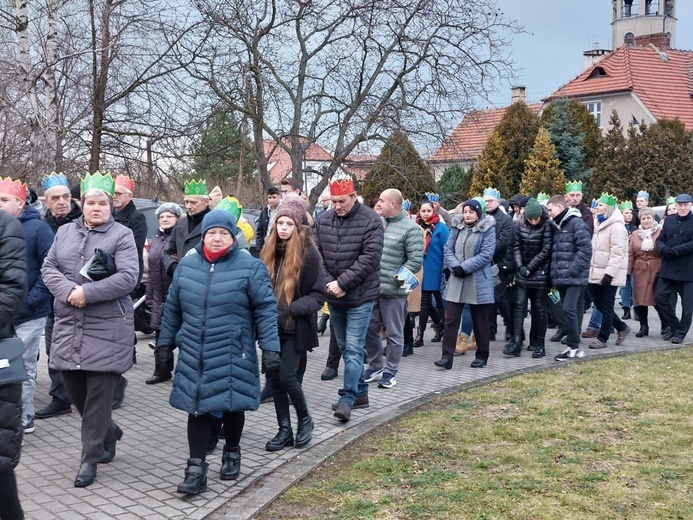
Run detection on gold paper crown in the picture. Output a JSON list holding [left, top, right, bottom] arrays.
[[184, 179, 208, 196], [598, 192, 617, 207], [565, 180, 583, 193], [81, 171, 115, 197]]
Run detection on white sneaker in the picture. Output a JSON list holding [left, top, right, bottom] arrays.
[[554, 348, 584, 361], [364, 367, 384, 383]]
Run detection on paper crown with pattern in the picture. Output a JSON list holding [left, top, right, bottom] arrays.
[[472, 196, 486, 214], [482, 187, 500, 200], [425, 192, 440, 203], [565, 180, 583, 193], [184, 179, 208, 197], [115, 174, 135, 193], [42, 171, 69, 193], [81, 171, 115, 197], [637, 190, 649, 200], [598, 192, 617, 207], [329, 174, 356, 197], [666, 196, 676, 205], [402, 199, 411, 212], [618, 200, 633, 211], [536, 192, 550, 203], [215, 196, 243, 221], [0, 177, 27, 201]]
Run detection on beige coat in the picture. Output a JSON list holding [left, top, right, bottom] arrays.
[[588, 209, 628, 287], [628, 226, 662, 306]]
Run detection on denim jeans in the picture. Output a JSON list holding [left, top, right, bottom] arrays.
[[458, 304, 474, 337], [587, 306, 603, 331], [16, 317, 48, 426], [328, 301, 374, 406], [620, 273, 633, 309]]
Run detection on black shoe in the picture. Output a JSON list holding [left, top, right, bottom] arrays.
[[320, 367, 338, 381], [621, 308, 631, 320], [74, 463, 97, 488], [434, 357, 452, 370], [413, 328, 424, 347], [402, 343, 414, 357], [531, 346, 546, 358], [636, 325, 649, 338], [470, 358, 487, 368], [331, 394, 369, 411], [526, 344, 535, 351], [100, 424, 123, 463], [550, 330, 567, 342], [111, 377, 127, 410], [220, 445, 241, 480], [431, 326, 444, 343], [317, 314, 329, 335], [672, 336, 685, 344], [503, 339, 522, 357], [177, 458, 208, 495], [661, 326, 671, 336], [145, 371, 171, 385], [35, 399, 72, 419], [295, 416, 314, 448], [504, 331, 512, 342], [333, 401, 352, 422], [265, 426, 294, 451], [663, 328, 676, 341]]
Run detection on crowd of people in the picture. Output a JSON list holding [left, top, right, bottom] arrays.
[[1, 169, 692, 517]]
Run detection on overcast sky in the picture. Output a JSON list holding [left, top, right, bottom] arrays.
[[486, 0, 692, 107]]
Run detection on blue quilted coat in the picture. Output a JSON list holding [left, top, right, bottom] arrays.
[[158, 240, 280, 415]]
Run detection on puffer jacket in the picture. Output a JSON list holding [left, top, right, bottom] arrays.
[[588, 209, 628, 287], [41, 216, 139, 374], [146, 226, 174, 330], [0, 210, 27, 473], [550, 207, 592, 288], [379, 211, 423, 297], [444, 214, 496, 305], [656, 210, 693, 281], [488, 207, 513, 268], [513, 209, 554, 290], [158, 241, 280, 415], [315, 201, 384, 307], [114, 199, 147, 287]]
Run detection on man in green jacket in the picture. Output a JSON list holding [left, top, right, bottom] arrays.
[[364, 189, 423, 388]]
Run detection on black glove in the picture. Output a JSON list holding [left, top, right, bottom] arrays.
[[443, 268, 451, 280], [452, 265, 467, 278], [261, 350, 281, 379], [518, 266, 529, 276], [157, 345, 173, 371], [661, 247, 677, 260], [601, 274, 613, 286]]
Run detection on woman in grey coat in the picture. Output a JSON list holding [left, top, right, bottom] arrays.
[[42, 174, 139, 488], [436, 198, 496, 370]]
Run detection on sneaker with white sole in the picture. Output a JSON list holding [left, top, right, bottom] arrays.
[[378, 373, 396, 389], [554, 347, 584, 361], [24, 418, 35, 434], [364, 367, 384, 383]]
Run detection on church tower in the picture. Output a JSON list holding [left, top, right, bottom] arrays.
[[611, 0, 677, 49]]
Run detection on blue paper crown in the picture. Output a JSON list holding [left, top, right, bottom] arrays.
[[482, 187, 500, 200], [637, 190, 649, 200], [42, 172, 69, 193], [402, 199, 411, 212], [424, 192, 440, 203]]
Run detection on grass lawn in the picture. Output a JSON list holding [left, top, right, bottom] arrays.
[[260, 349, 693, 519]]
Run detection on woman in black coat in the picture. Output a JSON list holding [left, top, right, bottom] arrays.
[[504, 198, 554, 358], [260, 200, 326, 451]]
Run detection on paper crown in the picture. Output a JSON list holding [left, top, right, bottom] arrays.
[[81, 171, 115, 197], [402, 199, 411, 212], [329, 174, 356, 197], [425, 192, 440, 203], [215, 196, 243, 221], [565, 180, 583, 193], [636, 190, 649, 200], [482, 187, 500, 200], [598, 192, 617, 207], [115, 174, 135, 193], [472, 196, 486, 214], [184, 179, 208, 197], [618, 200, 633, 211], [536, 192, 550, 203], [666, 196, 676, 205], [0, 177, 27, 201], [42, 172, 69, 193]]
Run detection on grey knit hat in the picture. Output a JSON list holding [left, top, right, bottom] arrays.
[[156, 202, 183, 218]]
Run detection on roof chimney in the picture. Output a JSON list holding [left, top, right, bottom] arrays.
[[511, 85, 526, 104]]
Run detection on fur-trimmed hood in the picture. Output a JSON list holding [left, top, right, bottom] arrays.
[[451, 213, 495, 233]]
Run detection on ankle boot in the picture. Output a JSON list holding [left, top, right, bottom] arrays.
[[220, 445, 241, 480], [402, 342, 414, 357], [503, 337, 522, 357], [100, 423, 123, 463], [636, 324, 649, 337], [531, 340, 546, 358], [454, 334, 468, 356], [295, 415, 314, 448], [431, 324, 444, 343], [146, 349, 172, 385], [177, 458, 208, 495], [413, 328, 424, 347], [265, 415, 294, 451], [317, 314, 329, 335], [621, 307, 631, 320]]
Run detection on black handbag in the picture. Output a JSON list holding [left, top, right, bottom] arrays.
[[87, 248, 117, 281], [0, 337, 28, 385]]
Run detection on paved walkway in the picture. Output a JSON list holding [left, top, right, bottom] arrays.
[[16, 312, 688, 520]]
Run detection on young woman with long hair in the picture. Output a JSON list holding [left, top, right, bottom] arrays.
[[260, 200, 326, 452]]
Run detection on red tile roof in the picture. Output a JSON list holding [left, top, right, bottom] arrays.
[[343, 155, 378, 180], [263, 139, 333, 182], [430, 103, 542, 164], [545, 45, 693, 130]]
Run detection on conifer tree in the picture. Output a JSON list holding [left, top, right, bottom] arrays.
[[495, 101, 541, 194], [589, 110, 627, 199], [469, 130, 512, 197], [520, 127, 565, 196], [436, 164, 467, 208]]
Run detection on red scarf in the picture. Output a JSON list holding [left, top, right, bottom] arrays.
[[416, 212, 440, 254], [202, 243, 233, 263]]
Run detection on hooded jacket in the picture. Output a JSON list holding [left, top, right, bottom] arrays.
[[512, 208, 554, 290], [588, 208, 628, 287], [550, 207, 592, 287], [379, 210, 424, 297]]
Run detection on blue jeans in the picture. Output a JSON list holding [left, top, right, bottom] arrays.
[[16, 317, 48, 425], [587, 306, 603, 331], [620, 273, 633, 309], [458, 304, 474, 337], [328, 301, 373, 406]]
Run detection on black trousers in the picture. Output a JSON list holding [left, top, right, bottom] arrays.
[[44, 313, 70, 404], [419, 290, 444, 332], [0, 469, 23, 520], [590, 283, 628, 343], [513, 286, 547, 346], [492, 273, 511, 335], [188, 412, 245, 460], [655, 278, 693, 338], [557, 286, 585, 349], [325, 327, 341, 370], [442, 302, 493, 362], [60, 370, 120, 463], [271, 337, 309, 425]]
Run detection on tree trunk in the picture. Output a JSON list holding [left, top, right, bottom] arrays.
[[89, 0, 114, 173]]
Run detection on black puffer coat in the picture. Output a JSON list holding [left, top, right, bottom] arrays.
[[550, 207, 592, 288], [513, 209, 554, 289], [114, 200, 148, 287], [656, 210, 693, 281], [146, 226, 173, 330], [0, 209, 28, 473]]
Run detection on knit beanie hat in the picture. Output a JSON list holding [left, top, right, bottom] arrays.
[[275, 200, 305, 226], [524, 197, 543, 219], [462, 199, 483, 220], [156, 202, 183, 218], [202, 209, 237, 238]]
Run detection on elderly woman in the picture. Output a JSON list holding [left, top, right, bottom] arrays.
[[145, 203, 182, 384], [156, 210, 280, 495], [42, 172, 139, 488], [587, 194, 630, 350], [437, 198, 495, 370], [628, 207, 662, 337]]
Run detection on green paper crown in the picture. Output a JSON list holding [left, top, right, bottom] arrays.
[[599, 192, 617, 207], [215, 196, 242, 220], [565, 180, 583, 193], [618, 200, 633, 211], [81, 171, 115, 197], [537, 192, 550, 202], [666, 196, 676, 205], [184, 179, 208, 196]]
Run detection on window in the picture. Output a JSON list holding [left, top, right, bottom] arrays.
[[623, 1, 638, 18], [624, 32, 635, 45], [589, 67, 608, 78], [584, 101, 602, 126]]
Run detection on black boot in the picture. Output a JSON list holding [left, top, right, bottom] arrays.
[[621, 307, 631, 320], [265, 415, 294, 452], [295, 415, 314, 448], [220, 445, 241, 480], [636, 325, 649, 337], [317, 314, 329, 335], [503, 338, 522, 357], [413, 328, 424, 347], [531, 339, 546, 358], [74, 462, 97, 488], [402, 341, 414, 357], [100, 423, 123, 463], [177, 458, 208, 494], [431, 324, 444, 343], [146, 349, 172, 385]]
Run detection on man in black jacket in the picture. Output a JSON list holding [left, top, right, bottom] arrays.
[[655, 193, 693, 343], [255, 186, 280, 254]]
